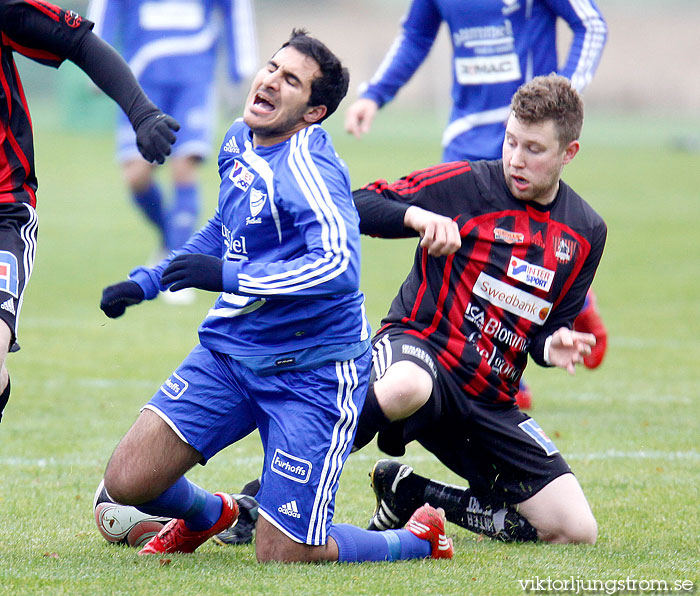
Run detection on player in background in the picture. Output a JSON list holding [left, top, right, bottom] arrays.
[[351, 74, 605, 544], [97, 30, 454, 563], [0, 0, 178, 424], [345, 0, 609, 408], [87, 0, 258, 303]]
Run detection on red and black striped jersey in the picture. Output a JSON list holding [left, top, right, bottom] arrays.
[[0, 0, 92, 206], [354, 159, 607, 404]]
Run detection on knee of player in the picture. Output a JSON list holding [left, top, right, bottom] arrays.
[[538, 511, 598, 545], [375, 361, 433, 418], [568, 513, 597, 545], [103, 466, 151, 506]]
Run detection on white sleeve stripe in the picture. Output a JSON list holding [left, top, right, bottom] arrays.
[[237, 128, 351, 293], [238, 254, 344, 289], [127, 21, 220, 79], [367, 29, 405, 87], [299, 129, 350, 255], [291, 129, 336, 252], [567, 0, 607, 91], [230, 0, 258, 77]]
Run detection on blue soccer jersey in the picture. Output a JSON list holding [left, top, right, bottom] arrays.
[[359, 0, 607, 161], [87, 0, 257, 83], [130, 121, 371, 365]]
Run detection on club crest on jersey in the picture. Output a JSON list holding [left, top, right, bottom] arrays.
[[507, 256, 554, 291], [0, 252, 19, 298], [229, 160, 254, 191], [223, 136, 240, 154], [271, 449, 312, 484], [160, 373, 188, 400], [554, 236, 576, 263], [64, 10, 82, 27], [494, 228, 524, 245], [249, 188, 267, 217]]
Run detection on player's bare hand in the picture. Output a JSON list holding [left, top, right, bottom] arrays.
[[546, 327, 596, 374], [404, 206, 461, 256], [345, 98, 379, 138]]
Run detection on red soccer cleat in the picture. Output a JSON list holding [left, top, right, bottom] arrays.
[[139, 492, 238, 555], [404, 503, 454, 559], [573, 289, 608, 369]]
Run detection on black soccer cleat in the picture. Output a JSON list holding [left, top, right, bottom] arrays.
[[212, 494, 259, 545], [367, 459, 416, 531]]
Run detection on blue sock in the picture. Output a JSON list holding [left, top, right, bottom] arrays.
[[166, 183, 200, 250], [135, 476, 223, 531], [330, 524, 431, 562], [133, 183, 165, 234]]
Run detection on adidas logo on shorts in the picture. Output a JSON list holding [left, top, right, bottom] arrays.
[[1, 298, 15, 315], [277, 500, 301, 518]]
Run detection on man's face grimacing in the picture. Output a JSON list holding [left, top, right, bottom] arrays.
[[501, 113, 579, 206], [243, 46, 327, 147]]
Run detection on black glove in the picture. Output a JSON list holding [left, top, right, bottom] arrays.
[[100, 280, 145, 319], [161, 254, 224, 292], [134, 112, 180, 164]]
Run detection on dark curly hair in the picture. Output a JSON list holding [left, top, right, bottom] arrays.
[[279, 29, 349, 122]]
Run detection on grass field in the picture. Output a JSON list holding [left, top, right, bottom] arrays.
[[0, 103, 698, 595]]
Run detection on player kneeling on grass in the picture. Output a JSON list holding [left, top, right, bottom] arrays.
[[221, 74, 604, 548], [97, 29, 453, 563]]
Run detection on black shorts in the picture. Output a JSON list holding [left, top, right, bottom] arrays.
[[0, 202, 38, 345], [371, 327, 571, 506]]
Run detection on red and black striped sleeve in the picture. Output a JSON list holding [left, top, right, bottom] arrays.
[[353, 161, 473, 238], [0, 0, 93, 67]]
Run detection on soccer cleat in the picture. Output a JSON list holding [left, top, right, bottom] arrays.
[[367, 459, 415, 531], [514, 380, 532, 410], [212, 494, 259, 546], [573, 289, 608, 369], [138, 492, 238, 555], [405, 504, 454, 559]]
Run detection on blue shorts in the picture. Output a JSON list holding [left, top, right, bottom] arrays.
[[117, 78, 216, 162], [145, 343, 371, 545]]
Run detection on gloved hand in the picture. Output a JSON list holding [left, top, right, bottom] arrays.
[[161, 254, 224, 292], [100, 280, 145, 318], [134, 111, 180, 164]]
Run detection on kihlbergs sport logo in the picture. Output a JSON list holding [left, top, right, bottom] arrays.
[[473, 272, 552, 325], [507, 256, 554, 292], [271, 449, 312, 484]]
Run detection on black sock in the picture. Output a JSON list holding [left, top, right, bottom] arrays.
[[0, 376, 10, 423], [239, 477, 260, 497], [353, 384, 392, 451], [423, 479, 537, 542]]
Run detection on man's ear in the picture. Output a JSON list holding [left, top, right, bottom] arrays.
[[304, 104, 327, 124], [562, 140, 580, 165]]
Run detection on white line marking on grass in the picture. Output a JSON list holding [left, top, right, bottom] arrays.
[[3, 450, 697, 469]]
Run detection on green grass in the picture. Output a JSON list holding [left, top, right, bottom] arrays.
[[0, 105, 698, 595]]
